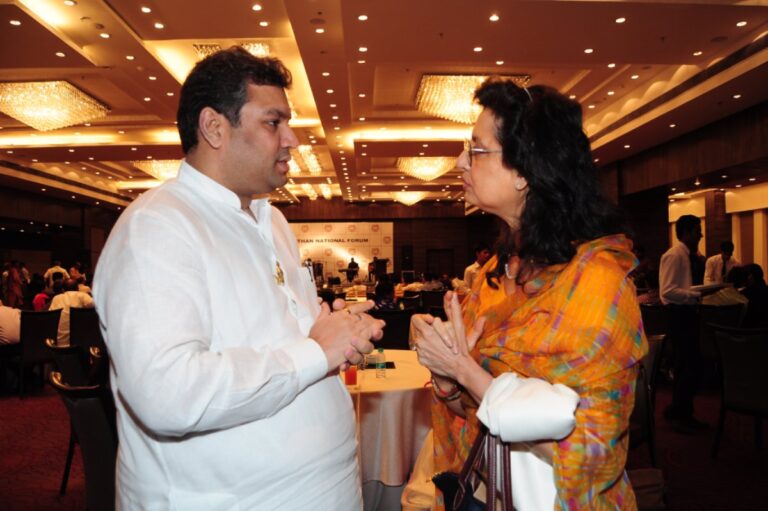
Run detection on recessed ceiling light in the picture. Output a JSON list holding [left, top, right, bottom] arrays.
[[252, 4, 262, 11], [358, 14, 368, 21], [671, 187, 676, 191], [358, 46, 368, 52], [749, 177, 756, 182], [55, 52, 66, 57], [693, 51, 703, 56], [334, 126, 340, 130], [321, 71, 330, 77], [721, 175, 728, 179], [118, 130, 125, 134], [149, 76, 157, 80], [357, 60, 366, 64], [144, 97, 151, 102], [358, 117, 365, 121], [569, 94, 576, 99], [422, 144, 429, 147], [315, 28, 325, 34], [615, 17, 626, 23], [489, 14, 499, 22], [331, 115, 339, 120], [330, 103, 337, 108], [495, 60, 505, 66], [736, 184, 742, 188], [141, 6, 151, 13], [326, 89, 334, 94], [588, 104, 595, 109], [733, 93, 742, 99], [584, 48, 594, 54], [736, 21, 747, 27], [631, 74, 639, 80], [624, 144, 631, 149], [362, 153, 367, 156], [41, 188, 47, 191], [126, 55, 135, 60], [473, 46, 483, 52], [154, 22, 164, 29], [607, 90, 615, 96], [100, 32, 110, 38], [358, 93, 366, 98], [64, 0, 77, 6], [608, 63, 616, 68], [68, 148, 75, 152], [669, 123, 677, 128], [166, 92, 174, 96], [594, 158, 600, 163], [9, 20, 21, 26], [131, 147, 137, 151], [259, 21, 269, 27]]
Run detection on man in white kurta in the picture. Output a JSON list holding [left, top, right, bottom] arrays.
[[93, 48, 382, 510]]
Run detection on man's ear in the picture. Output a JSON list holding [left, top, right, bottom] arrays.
[[514, 175, 528, 191], [198, 107, 226, 149]]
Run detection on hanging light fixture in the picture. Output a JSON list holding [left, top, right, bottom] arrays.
[[300, 182, 318, 200], [0, 81, 109, 131], [296, 145, 322, 174], [318, 183, 332, 200], [392, 191, 427, 206], [416, 74, 530, 124], [132, 159, 181, 181], [397, 156, 456, 181]]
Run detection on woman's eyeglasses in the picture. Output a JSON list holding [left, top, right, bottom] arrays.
[[464, 139, 503, 166]]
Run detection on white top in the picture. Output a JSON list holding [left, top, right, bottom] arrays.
[[703, 254, 740, 285], [0, 305, 21, 345], [49, 291, 94, 346], [463, 261, 481, 289], [43, 265, 70, 288], [93, 161, 361, 511], [659, 243, 701, 305]]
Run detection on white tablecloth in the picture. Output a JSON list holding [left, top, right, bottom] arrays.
[[346, 349, 432, 510]]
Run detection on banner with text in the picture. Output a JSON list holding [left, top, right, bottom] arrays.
[[289, 222, 393, 282]]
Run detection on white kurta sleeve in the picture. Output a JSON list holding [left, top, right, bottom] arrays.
[[94, 207, 328, 437]]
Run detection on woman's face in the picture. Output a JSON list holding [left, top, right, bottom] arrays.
[[458, 108, 528, 229]]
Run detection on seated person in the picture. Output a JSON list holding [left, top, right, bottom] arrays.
[[421, 273, 444, 292], [0, 302, 21, 345], [374, 278, 398, 310], [740, 263, 768, 328], [48, 278, 94, 346]]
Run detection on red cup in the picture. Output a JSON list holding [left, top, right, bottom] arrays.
[[344, 365, 358, 385]]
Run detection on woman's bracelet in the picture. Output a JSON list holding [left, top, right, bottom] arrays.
[[431, 377, 462, 402]]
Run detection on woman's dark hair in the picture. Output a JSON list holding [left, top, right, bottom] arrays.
[[177, 46, 292, 153], [474, 78, 625, 287]]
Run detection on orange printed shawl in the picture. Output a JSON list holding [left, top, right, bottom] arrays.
[[433, 234, 648, 510]]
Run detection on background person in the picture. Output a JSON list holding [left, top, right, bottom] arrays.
[[703, 240, 740, 285], [412, 79, 646, 509], [93, 48, 383, 510], [463, 243, 491, 290]]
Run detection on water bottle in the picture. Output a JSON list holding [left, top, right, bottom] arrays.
[[375, 347, 386, 378]]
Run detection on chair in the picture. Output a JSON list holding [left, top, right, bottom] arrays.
[[420, 290, 446, 311], [698, 303, 744, 360], [399, 295, 421, 310], [629, 334, 665, 467], [70, 307, 106, 354], [711, 325, 768, 458], [640, 304, 668, 336], [49, 370, 117, 511], [369, 309, 415, 350], [5, 309, 62, 398]]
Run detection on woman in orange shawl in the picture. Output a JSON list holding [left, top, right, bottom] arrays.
[[413, 79, 647, 510]]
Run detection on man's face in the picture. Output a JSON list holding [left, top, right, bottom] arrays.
[[477, 249, 491, 265], [682, 224, 702, 251], [220, 83, 298, 199], [722, 250, 733, 262]]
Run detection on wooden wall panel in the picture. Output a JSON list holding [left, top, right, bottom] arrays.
[[739, 211, 754, 264], [704, 190, 731, 256], [278, 197, 465, 221]]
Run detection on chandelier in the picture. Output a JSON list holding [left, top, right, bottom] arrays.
[[193, 42, 270, 60], [300, 183, 318, 200], [392, 191, 427, 206], [318, 183, 332, 200], [296, 145, 322, 174], [0, 81, 109, 131], [132, 159, 181, 181], [416, 74, 531, 124], [397, 156, 456, 182]]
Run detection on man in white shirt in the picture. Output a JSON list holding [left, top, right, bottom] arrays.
[[463, 243, 491, 290], [49, 279, 94, 346], [0, 302, 21, 345], [93, 48, 384, 510], [659, 214, 708, 434], [704, 240, 739, 285]]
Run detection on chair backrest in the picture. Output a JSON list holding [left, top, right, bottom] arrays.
[[699, 303, 745, 360], [400, 295, 421, 310], [629, 334, 664, 465], [20, 309, 62, 365], [713, 326, 768, 414], [421, 290, 446, 309], [369, 308, 415, 350], [50, 371, 117, 511], [69, 307, 106, 353], [46, 339, 91, 387], [640, 304, 668, 336]]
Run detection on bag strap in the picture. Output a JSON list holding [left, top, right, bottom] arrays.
[[454, 424, 488, 508], [453, 425, 515, 511]]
